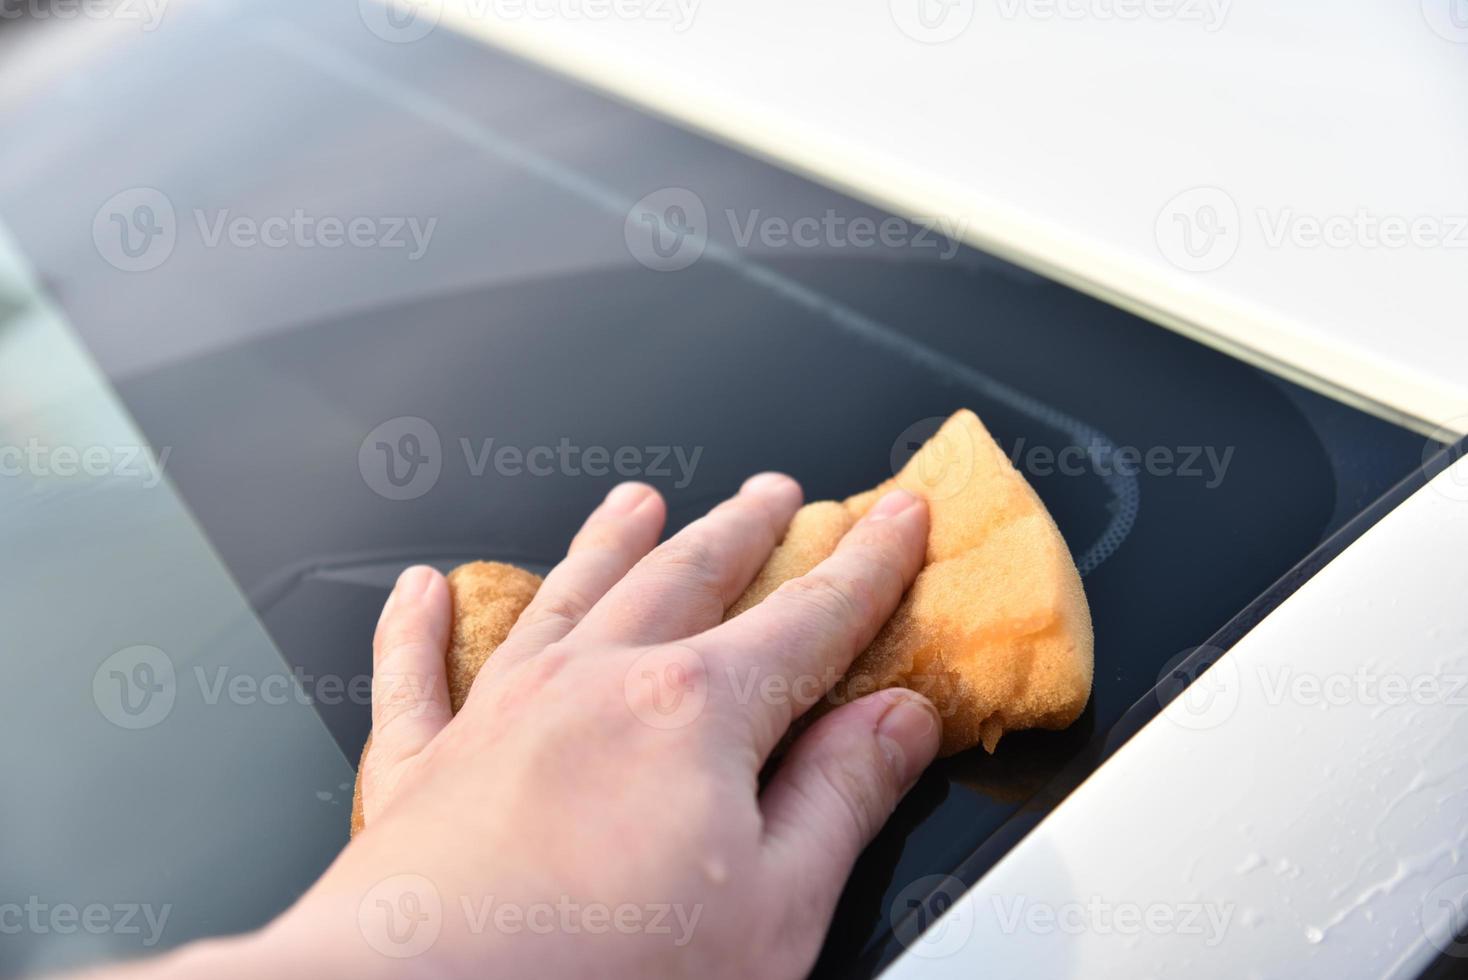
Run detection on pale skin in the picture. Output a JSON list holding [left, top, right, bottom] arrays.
[[87, 474, 938, 980]]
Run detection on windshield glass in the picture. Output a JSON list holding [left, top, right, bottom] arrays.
[[0, 224, 353, 978], [0, 2, 1440, 977]]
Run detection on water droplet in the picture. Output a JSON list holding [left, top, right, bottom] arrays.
[[1236, 852, 1265, 873]]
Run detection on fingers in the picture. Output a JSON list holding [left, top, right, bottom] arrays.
[[760, 689, 941, 912], [574, 473, 803, 645], [696, 489, 927, 758], [368, 566, 453, 773], [505, 483, 666, 651]]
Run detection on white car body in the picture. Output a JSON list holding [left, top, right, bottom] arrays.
[[404, 3, 1468, 975]]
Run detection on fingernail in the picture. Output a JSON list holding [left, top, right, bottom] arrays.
[[876, 693, 941, 788], [741, 471, 799, 500], [395, 565, 435, 599], [865, 489, 918, 522], [601, 482, 651, 516]]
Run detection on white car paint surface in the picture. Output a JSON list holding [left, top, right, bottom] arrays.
[[397, 0, 1468, 436], [882, 457, 1468, 978]]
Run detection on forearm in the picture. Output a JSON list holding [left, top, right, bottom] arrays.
[[66, 912, 420, 980]]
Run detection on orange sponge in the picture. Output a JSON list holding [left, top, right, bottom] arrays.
[[350, 562, 540, 836], [731, 409, 1093, 754], [351, 410, 1093, 832]]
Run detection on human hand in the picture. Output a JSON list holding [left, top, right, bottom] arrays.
[[118, 475, 939, 980]]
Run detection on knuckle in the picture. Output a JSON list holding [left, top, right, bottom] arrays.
[[649, 534, 721, 585], [374, 621, 427, 665], [525, 588, 591, 631], [374, 679, 418, 714], [776, 571, 878, 628], [809, 749, 887, 843], [372, 671, 431, 727]]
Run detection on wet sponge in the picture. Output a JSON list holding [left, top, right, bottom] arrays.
[[350, 562, 540, 836], [352, 410, 1093, 832], [732, 409, 1093, 754]]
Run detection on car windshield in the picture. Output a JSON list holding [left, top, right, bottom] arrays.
[[0, 3, 1440, 977]]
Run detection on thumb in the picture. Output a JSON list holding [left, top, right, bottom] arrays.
[[759, 689, 941, 908], [362, 566, 454, 819]]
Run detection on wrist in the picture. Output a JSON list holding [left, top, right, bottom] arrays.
[[253, 896, 448, 980]]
